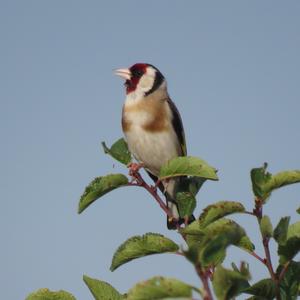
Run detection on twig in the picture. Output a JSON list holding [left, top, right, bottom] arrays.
[[262, 237, 276, 281], [253, 197, 263, 219], [128, 167, 214, 299], [248, 251, 266, 265], [278, 260, 291, 283], [195, 264, 214, 300], [252, 197, 281, 300], [174, 251, 184, 256], [244, 210, 256, 216], [128, 177, 172, 218]]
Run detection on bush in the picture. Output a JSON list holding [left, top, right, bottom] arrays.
[[26, 138, 300, 300]]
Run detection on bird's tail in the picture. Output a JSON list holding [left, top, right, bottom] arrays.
[[146, 171, 195, 230], [164, 178, 195, 230]]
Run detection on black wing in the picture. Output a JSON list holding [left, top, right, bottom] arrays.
[[167, 98, 187, 156]]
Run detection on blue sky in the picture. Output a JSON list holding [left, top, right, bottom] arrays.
[[1, 1, 299, 299]]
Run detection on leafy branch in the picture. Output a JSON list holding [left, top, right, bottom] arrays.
[[26, 139, 300, 300]]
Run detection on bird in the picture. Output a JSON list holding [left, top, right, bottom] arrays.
[[115, 63, 193, 229]]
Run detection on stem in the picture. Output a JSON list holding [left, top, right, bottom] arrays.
[[128, 168, 214, 298], [278, 260, 291, 283], [252, 198, 275, 279], [262, 237, 276, 281], [174, 251, 185, 256], [253, 198, 281, 300], [253, 197, 263, 220], [248, 251, 266, 265], [244, 210, 256, 216], [195, 265, 214, 300], [128, 177, 172, 218]]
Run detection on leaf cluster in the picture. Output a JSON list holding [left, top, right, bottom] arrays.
[[26, 139, 300, 300]]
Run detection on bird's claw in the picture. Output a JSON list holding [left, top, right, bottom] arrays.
[[150, 185, 157, 193], [128, 162, 144, 175], [127, 162, 145, 183]]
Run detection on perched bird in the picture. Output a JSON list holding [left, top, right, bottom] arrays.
[[115, 63, 193, 229]]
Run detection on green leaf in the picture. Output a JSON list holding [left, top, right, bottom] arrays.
[[278, 221, 300, 264], [265, 169, 300, 194], [200, 236, 227, 266], [102, 138, 131, 165], [287, 221, 300, 239], [78, 174, 128, 213], [243, 278, 276, 298], [176, 176, 207, 197], [277, 261, 300, 300], [182, 218, 254, 266], [200, 220, 250, 266], [176, 192, 196, 218], [242, 265, 252, 282], [198, 201, 246, 228], [273, 217, 290, 245], [259, 215, 273, 238], [126, 277, 194, 300], [251, 163, 272, 201], [25, 289, 76, 300], [110, 233, 179, 271], [279, 238, 300, 264], [251, 163, 300, 203], [297, 206, 300, 214], [212, 265, 250, 300], [159, 156, 218, 181], [238, 235, 256, 252], [232, 261, 252, 280], [83, 275, 122, 300]]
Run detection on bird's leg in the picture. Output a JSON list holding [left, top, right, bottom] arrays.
[[127, 162, 145, 184], [149, 179, 160, 194], [128, 162, 144, 174], [151, 178, 162, 193], [184, 216, 189, 227]]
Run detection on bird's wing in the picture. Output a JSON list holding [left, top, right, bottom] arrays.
[[167, 98, 187, 156]]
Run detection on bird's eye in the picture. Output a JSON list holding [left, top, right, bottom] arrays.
[[133, 69, 143, 77]]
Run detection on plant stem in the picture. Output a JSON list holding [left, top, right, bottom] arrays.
[[248, 251, 266, 265], [253, 198, 281, 300], [253, 198, 263, 220], [262, 237, 276, 281], [244, 210, 256, 216], [174, 251, 184, 256], [142, 183, 171, 217], [195, 265, 214, 300], [128, 168, 214, 299], [128, 176, 172, 218], [278, 260, 291, 283]]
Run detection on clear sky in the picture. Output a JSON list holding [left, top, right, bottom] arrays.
[[1, 1, 299, 299]]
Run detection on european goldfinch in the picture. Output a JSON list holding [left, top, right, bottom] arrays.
[[115, 63, 193, 229]]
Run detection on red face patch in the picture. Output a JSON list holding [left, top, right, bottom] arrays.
[[125, 63, 148, 94]]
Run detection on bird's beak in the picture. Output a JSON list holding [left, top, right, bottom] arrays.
[[114, 68, 131, 81]]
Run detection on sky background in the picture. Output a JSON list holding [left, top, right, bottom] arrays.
[[1, 1, 300, 299]]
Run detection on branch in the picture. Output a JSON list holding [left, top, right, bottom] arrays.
[[127, 163, 213, 300], [195, 265, 214, 300], [252, 197, 281, 300], [126, 163, 169, 214], [127, 177, 172, 218], [262, 237, 276, 281], [244, 210, 256, 216], [248, 250, 266, 265], [253, 197, 263, 220], [127, 165, 214, 299], [174, 251, 185, 256], [278, 260, 291, 283]]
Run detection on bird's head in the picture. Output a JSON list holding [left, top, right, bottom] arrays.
[[115, 63, 166, 97]]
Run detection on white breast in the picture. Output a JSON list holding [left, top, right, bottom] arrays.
[[125, 125, 179, 176], [123, 83, 183, 176]]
